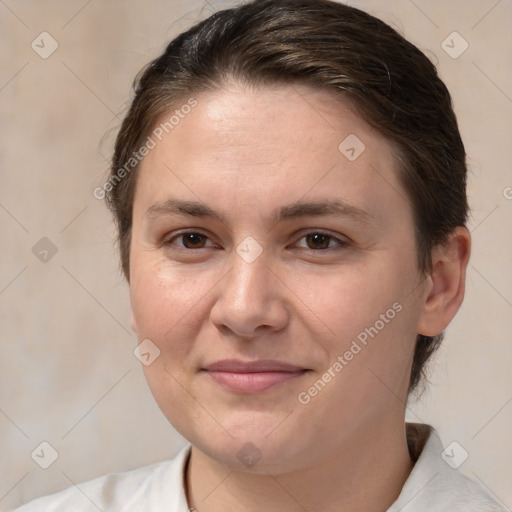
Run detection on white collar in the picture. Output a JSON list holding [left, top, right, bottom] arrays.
[[171, 423, 505, 511]]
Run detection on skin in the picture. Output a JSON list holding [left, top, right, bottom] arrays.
[[129, 83, 470, 512]]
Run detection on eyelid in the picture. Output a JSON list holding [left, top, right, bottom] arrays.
[[163, 229, 350, 252], [164, 230, 218, 249], [291, 229, 349, 250]]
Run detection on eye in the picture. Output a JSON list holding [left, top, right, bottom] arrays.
[[293, 231, 348, 251], [164, 231, 217, 250], [163, 230, 348, 252]]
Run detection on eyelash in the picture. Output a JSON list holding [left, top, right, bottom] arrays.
[[163, 230, 349, 253]]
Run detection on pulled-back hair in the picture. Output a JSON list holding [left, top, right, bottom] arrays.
[[105, 0, 468, 395]]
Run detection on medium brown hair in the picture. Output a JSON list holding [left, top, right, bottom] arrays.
[[105, 0, 468, 395]]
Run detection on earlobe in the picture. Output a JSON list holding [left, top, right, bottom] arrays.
[[417, 227, 471, 336]]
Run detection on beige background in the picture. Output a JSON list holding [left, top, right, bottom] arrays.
[[1, 0, 511, 509]]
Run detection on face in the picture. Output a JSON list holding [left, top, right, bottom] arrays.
[[129, 83, 429, 473]]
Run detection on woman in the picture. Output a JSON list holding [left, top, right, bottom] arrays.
[[12, 0, 506, 510]]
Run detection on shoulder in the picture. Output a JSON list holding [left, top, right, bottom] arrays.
[[424, 471, 507, 512], [388, 423, 507, 512], [10, 444, 191, 512]]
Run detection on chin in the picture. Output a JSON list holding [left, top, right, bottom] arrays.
[[184, 412, 313, 473]]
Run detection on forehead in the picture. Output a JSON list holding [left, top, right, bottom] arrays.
[[155, 83, 386, 160], [134, 83, 410, 225]]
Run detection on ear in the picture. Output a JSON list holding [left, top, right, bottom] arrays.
[[417, 227, 471, 336]]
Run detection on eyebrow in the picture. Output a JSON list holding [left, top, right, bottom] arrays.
[[144, 197, 375, 226]]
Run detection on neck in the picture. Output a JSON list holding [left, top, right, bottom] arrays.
[[185, 417, 415, 512]]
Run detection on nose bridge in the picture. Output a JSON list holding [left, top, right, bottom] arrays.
[[211, 238, 288, 335], [225, 241, 270, 303]]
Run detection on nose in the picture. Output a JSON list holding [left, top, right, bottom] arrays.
[[209, 247, 289, 338]]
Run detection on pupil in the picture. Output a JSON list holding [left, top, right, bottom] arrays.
[[308, 233, 329, 249], [185, 233, 204, 248]]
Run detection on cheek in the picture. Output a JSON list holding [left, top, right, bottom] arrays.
[[129, 258, 212, 359], [301, 259, 412, 341], [301, 255, 419, 388], [129, 259, 214, 431]]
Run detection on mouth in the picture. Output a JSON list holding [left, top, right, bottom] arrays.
[[201, 359, 309, 393]]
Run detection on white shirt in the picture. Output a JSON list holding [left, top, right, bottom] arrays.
[[11, 423, 506, 511]]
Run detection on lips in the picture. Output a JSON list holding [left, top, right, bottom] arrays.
[[202, 359, 308, 393], [204, 359, 304, 373]]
